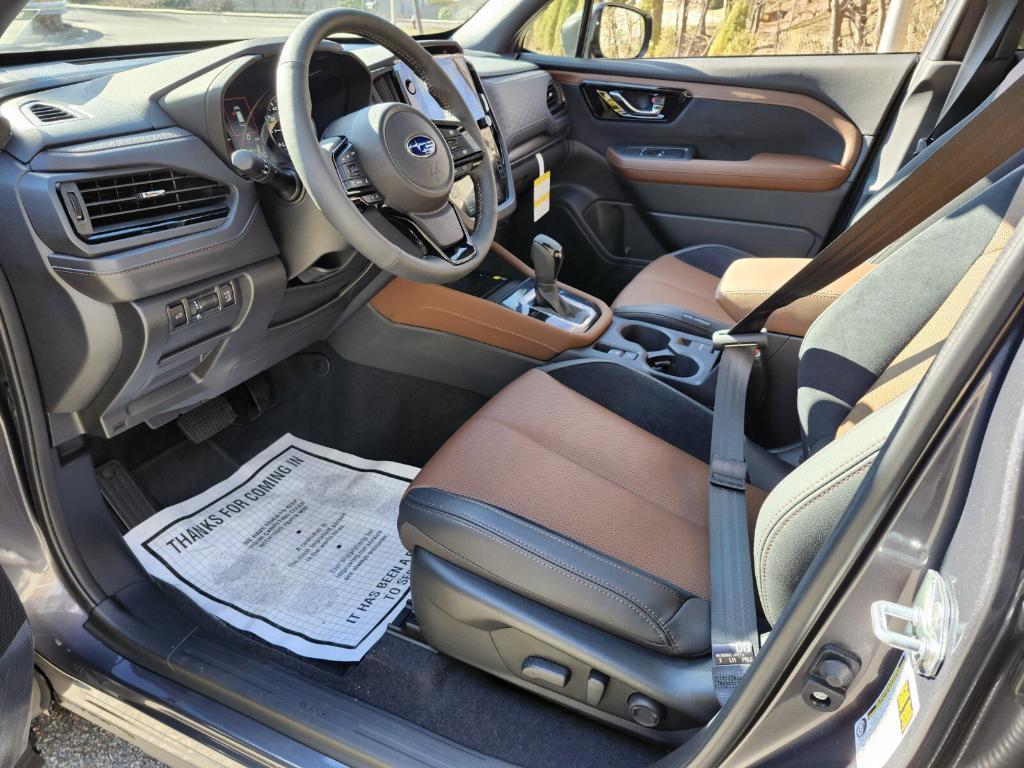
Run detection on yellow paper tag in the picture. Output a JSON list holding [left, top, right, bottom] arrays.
[[533, 153, 551, 222]]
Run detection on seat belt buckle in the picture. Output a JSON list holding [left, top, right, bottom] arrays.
[[712, 329, 768, 352]]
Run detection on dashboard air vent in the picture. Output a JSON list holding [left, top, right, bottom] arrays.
[[546, 81, 566, 115], [373, 73, 403, 104], [58, 169, 230, 244], [25, 102, 79, 124]]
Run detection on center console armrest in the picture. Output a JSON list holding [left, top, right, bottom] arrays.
[[715, 258, 876, 337]]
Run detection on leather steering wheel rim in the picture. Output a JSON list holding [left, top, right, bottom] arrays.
[[277, 9, 498, 283]]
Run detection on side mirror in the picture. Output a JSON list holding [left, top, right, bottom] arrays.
[[560, 10, 584, 57], [586, 2, 653, 59]]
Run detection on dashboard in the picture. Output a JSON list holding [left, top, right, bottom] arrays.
[[0, 38, 570, 444]]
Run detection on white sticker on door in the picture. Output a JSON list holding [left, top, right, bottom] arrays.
[[854, 653, 918, 767]]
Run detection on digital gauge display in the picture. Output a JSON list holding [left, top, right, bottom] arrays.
[[223, 91, 288, 161]]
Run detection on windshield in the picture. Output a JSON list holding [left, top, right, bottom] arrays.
[[0, 0, 489, 53]]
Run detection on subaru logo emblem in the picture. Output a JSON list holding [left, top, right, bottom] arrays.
[[407, 135, 436, 158]]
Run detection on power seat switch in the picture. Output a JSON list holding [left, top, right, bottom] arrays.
[[521, 656, 570, 688], [802, 644, 861, 712]]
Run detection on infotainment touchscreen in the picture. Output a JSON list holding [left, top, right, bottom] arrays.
[[393, 55, 486, 123], [393, 53, 508, 210]]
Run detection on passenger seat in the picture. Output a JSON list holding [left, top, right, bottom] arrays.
[[612, 59, 1024, 336]]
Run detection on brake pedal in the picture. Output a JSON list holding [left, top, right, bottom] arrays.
[[177, 396, 236, 444]]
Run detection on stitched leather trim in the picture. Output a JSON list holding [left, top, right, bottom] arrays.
[[404, 496, 684, 650]]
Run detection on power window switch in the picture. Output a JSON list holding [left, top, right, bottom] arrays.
[[218, 283, 236, 307], [167, 302, 188, 329]]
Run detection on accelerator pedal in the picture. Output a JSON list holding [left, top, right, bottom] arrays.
[[95, 459, 157, 529], [177, 396, 236, 444]]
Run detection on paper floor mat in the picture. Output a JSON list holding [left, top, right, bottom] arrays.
[[125, 434, 417, 661]]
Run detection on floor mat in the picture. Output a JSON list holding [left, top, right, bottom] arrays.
[[125, 434, 417, 661]]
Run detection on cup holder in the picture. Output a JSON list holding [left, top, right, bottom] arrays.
[[646, 351, 700, 379], [620, 324, 671, 352], [617, 322, 703, 380]]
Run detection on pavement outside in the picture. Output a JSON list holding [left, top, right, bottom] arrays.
[[33, 706, 167, 768]]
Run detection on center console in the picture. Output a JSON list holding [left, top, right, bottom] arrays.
[[447, 236, 722, 404], [572, 316, 722, 404]]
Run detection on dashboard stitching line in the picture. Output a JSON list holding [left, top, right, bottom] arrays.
[[51, 207, 258, 279]]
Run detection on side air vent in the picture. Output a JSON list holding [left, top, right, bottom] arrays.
[[373, 73, 403, 104], [546, 81, 566, 115], [25, 102, 80, 124], [57, 169, 230, 244]]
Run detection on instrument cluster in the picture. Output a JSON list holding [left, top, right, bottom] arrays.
[[221, 52, 365, 165]]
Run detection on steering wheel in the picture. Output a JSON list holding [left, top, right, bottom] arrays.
[[276, 9, 498, 283]]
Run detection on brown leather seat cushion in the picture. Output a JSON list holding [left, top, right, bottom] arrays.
[[612, 255, 734, 327], [409, 368, 765, 601]]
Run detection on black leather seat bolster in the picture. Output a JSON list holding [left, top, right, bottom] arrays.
[[399, 487, 711, 657]]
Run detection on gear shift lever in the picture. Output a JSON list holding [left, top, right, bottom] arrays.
[[531, 234, 568, 317]]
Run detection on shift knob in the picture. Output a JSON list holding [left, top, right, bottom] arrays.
[[531, 235, 568, 316]]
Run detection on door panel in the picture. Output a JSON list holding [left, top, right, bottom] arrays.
[[518, 52, 917, 300]]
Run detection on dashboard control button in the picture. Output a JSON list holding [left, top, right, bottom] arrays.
[[188, 292, 220, 320], [167, 302, 188, 329], [218, 284, 236, 307]]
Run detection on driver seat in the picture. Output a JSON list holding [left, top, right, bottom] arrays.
[[397, 166, 1024, 738]]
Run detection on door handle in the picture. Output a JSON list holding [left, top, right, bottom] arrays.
[[597, 89, 667, 120]]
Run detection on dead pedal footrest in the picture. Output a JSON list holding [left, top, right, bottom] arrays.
[[95, 459, 157, 529]]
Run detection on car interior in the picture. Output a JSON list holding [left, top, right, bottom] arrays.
[[2, 0, 1024, 765]]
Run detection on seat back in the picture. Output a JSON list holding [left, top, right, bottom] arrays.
[[753, 165, 1024, 624]]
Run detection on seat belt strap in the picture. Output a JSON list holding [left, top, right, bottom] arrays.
[[923, 0, 1020, 149], [708, 338, 762, 706], [730, 67, 1024, 337]]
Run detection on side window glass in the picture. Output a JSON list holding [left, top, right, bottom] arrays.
[[523, 0, 948, 58]]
